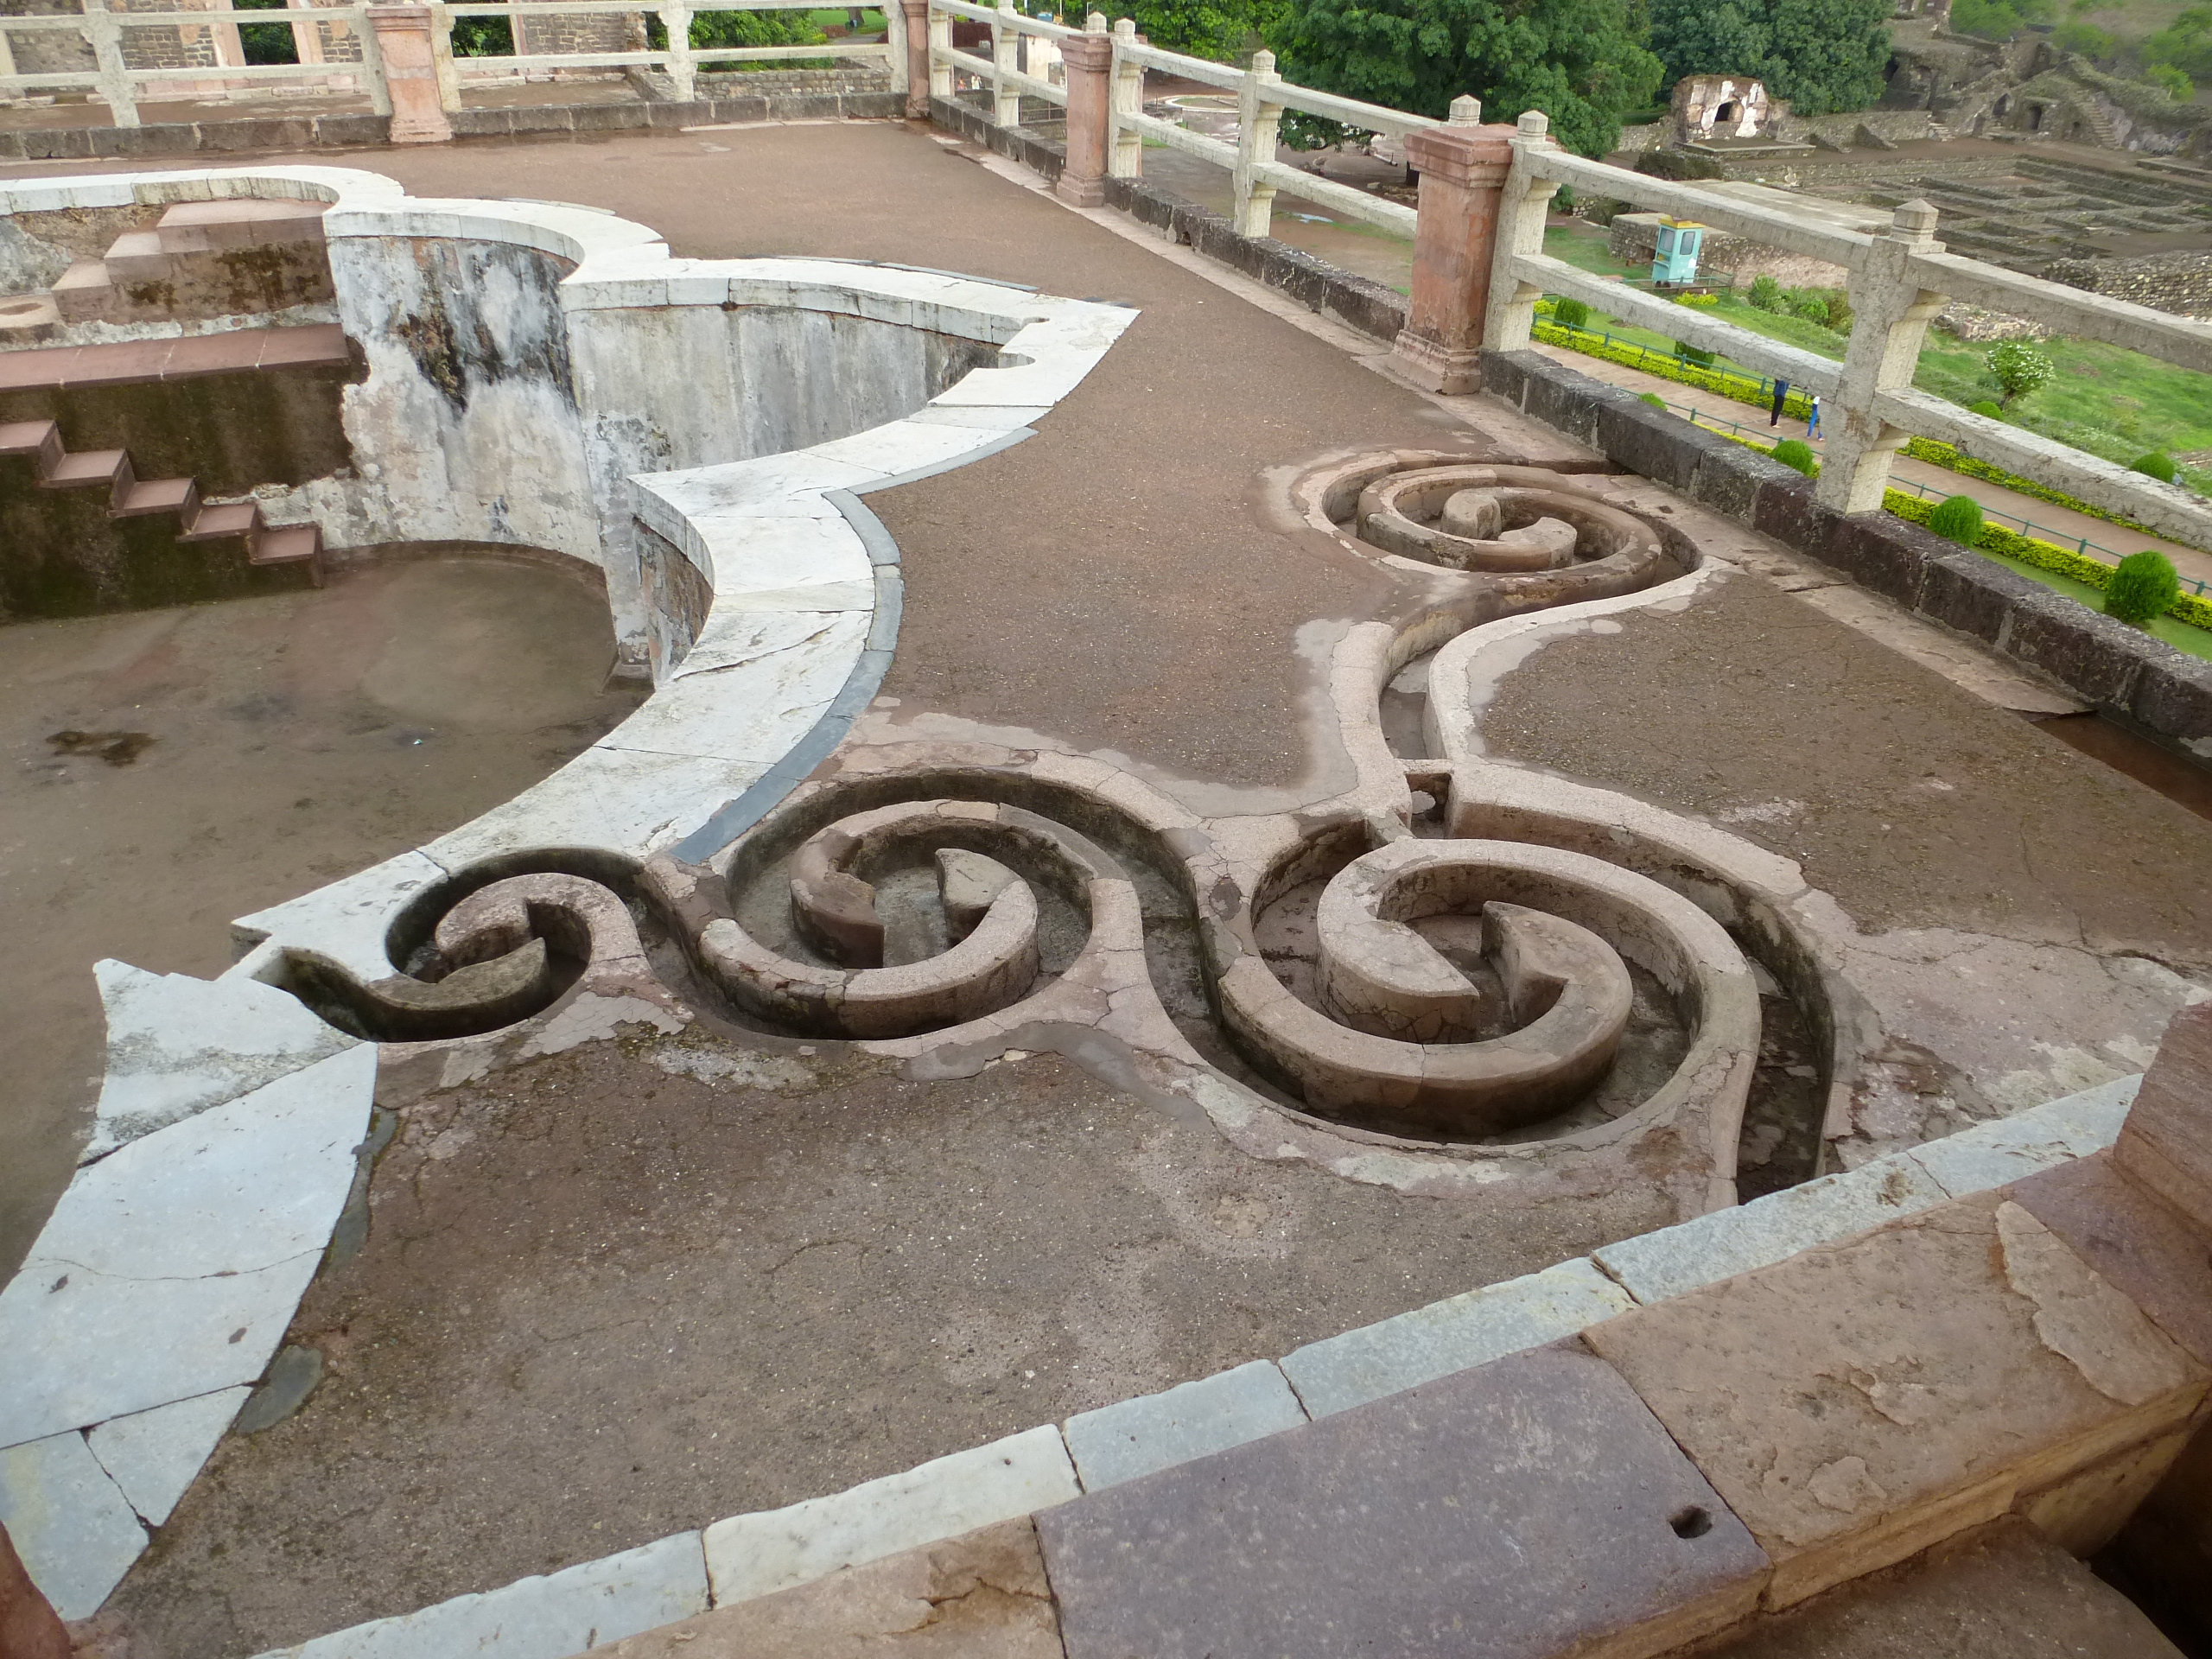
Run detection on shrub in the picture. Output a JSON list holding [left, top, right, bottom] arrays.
[[1790, 291, 1834, 324], [1640, 391, 1669, 409], [1968, 400, 2005, 420], [1747, 274, 1785, 313], [1821, 290, 1854, 333], [1928, 493, 1986, 545], [1987, 340, 2056, 406], [2146, 63, 2196, 100], [1674, 291, 1719, 307], [1675, 340, 1716, 367], [2106, 551, 2183, 626], [2130, 451, 2178, 482], [1553, 296, 1592, 330], [1770, 440, 1819, 476], [2052, 21, 2113, 56]]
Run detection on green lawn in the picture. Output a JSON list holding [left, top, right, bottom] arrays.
[[1541, 220, 2212, 493], [804, 7, 886, 28], [1976, 543, 2212, 661]]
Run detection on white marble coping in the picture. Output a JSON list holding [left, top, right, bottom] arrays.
[[240, 1075, 2145, 1659]]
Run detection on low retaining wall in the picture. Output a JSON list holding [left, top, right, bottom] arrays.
[[0, 90, 906, 162]]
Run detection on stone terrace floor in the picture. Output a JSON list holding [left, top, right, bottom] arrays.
[[6, 121, 2211, 1653]]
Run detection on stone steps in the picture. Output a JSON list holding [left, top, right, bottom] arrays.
[[0, 416, 323, 576], [47, 197, 332, 326]]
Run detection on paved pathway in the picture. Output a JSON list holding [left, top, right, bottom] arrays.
[[1532, 343, 2212, 592]]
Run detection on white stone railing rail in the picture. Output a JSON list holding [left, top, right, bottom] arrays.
[[1484, 110, 2212, 543], [923, 0, 1431, 239], [0, 0, 900, 126]]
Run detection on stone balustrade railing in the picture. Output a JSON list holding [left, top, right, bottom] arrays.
[[921, 0, 1430, 237], [0, 0, 899, 128], [929, 22, 2212, 548]]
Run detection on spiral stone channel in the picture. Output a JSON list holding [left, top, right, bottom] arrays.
[[665, 797, 1128, 1039], [1222, 831, 1760, 1145]]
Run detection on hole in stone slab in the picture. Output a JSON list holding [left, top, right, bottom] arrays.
[[1670, 1505, 1713, 1539]]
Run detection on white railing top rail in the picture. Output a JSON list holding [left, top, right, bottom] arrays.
[[931, 0, 1080, 41]]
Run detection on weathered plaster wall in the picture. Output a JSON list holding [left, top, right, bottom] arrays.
[[299, 233, 599, 563], [567, 296, 1006, 667]]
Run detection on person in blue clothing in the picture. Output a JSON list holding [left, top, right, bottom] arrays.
[[1807, 394, 1822, 441]]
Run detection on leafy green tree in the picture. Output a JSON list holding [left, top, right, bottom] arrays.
[[1987, 340, 2055, 406], [2144, 6, 2212, 79], [1099, 0, 1287, 60], [1273, 0, 1664, 156], [1928, 493, 1986, 544], [1648, 0, 1890, 116], [2050, 22, 2113, 58], [2145, 63, 2196, 101]]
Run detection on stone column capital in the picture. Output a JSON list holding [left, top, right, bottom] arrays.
[[1058, 33, 1112, 73], [365, 3, 435, 29], [1402, 122, 1515, 188]]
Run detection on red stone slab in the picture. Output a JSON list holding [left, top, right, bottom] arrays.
[[2005, 1149, 2212, 1369], [1036, 1343, 1769, 1659]]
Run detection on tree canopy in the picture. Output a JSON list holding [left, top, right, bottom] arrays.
[[1648, 0, 1891, 117], [1273, 0, 1664, 156], [1099, 0, 1287, 60]]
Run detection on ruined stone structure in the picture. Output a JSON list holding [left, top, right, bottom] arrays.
[[1671, 74, 1774, 144]]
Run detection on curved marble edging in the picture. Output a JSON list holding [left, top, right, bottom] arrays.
[[0, 168, 1135, 1618]]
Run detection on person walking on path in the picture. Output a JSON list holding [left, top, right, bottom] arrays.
[[1770, 378, 1790, 427], [1807, 395, 1822, 442]]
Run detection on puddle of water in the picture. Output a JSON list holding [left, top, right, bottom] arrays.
[[2032, 712, 2212, 823]]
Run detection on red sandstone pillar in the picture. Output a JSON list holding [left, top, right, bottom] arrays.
[[900, 0, 928, 119], [1057, 31, 1112, 209], [369, 3, 454, 145], [0, 1524, 69, 1659], [1391, 100, 1516, 396]]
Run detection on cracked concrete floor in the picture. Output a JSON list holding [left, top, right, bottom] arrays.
[[1478, 566, 2212, 1156], [111, 1031, 1674, 1656]]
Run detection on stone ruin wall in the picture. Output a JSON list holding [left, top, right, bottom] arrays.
[[2044, 251, 2212, 320], [512, 0, 644, 58]]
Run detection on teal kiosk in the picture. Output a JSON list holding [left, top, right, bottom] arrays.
[[1652, 219, 1706, 287]]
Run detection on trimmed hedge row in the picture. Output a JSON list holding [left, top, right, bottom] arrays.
[[1534, 314, 2206, 553], [1708, 423, 2212, 632], [1899, 437, 2180, 543], [1530, 320, 1814, 420], [1886, 492, 2212, 631]]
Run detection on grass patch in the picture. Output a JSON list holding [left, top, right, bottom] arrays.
[[803, 6, 886, 28]]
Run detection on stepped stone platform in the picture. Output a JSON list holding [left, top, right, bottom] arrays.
[[3, 122, 2210, 1659]]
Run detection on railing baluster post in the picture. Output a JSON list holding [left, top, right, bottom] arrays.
[[1108, 16, 1141, 178], [359, 0, 398, 115], [1232, 48, 1282, 239], [80, 0, 138, 130], [1815, 200, 1947, 517], [885, 0, 911, 99], [927, 0, 950, 102], [659, 0, 694, 100], [992, 0, 1018, 125], [1478, 110, 1558, 355]]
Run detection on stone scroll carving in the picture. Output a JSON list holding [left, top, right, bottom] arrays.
[[1219, 837, 1760, 1142]]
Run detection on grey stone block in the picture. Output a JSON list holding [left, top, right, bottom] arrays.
[[2000, 588, 2147, 708], [571, 102, 650, 132], [766, 94, 844, 120], [1063, 1361, 1306, 1491], [1592, 1154, 1950, 1306], [1916, 547, 2040, 644], [1822, 512, 1938, 606], [1037, 1344, 1770, 1659], [1522, 354, 1609, 446], [0, 1430, 146, 1620], [201, 117, 314, 152], [507, 105, 578, 134], [262, 1532, 708, 1658], [1280, 1257, 1632, 1418], [448, 108, 517, 137], [646, 100, 715, 128], [315, 113, 391, 148], [1689, 440, 1797, 525], [2127, 651, 2212, 747], [1904, 1076, 2139, 1198], [1596, 396, 1724, 492]]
